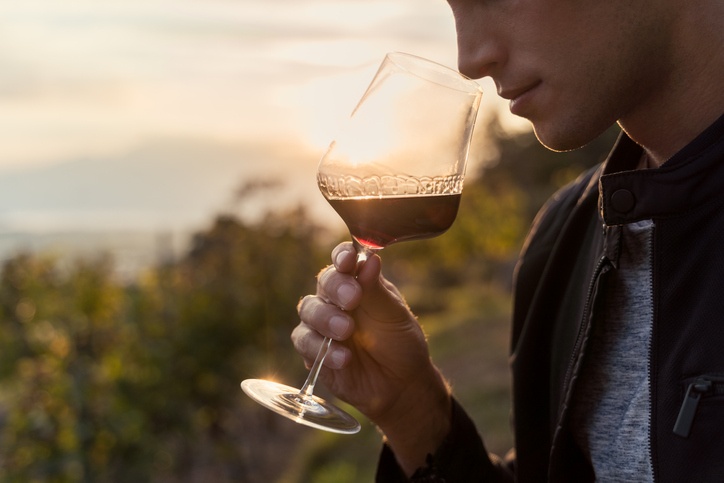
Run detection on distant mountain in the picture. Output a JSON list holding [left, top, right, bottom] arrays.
[[0, 137, 320, 232]]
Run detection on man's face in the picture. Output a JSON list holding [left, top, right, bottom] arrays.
[[448, 0, 676, 151]]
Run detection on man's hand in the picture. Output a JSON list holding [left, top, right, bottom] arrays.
[[293, 242, 452, 475]]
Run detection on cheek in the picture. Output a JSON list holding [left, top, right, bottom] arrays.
[[519, 32, 631, 149]]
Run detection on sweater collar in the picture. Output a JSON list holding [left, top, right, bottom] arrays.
[[599, 114, 724, 226]]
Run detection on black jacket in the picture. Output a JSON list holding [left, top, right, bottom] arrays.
[[378, 114, 724, 482]]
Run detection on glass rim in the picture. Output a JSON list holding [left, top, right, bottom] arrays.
[[385, 51, 482, 95]]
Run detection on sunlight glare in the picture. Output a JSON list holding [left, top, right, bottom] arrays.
[[287, 62, 380, 151]]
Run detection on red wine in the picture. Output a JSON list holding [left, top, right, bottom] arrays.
[[326, 194, 461, 250]]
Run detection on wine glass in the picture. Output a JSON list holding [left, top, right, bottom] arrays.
[[242, 52, 482, 434]]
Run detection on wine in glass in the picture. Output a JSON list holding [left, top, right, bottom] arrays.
[[242, 52, 482, 434]]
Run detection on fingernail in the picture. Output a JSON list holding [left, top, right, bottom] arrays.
[[335, 250, 350, 267], [330, 315, 349, 339], [329, 348, 347, 369], [337, 283, 355, 306]]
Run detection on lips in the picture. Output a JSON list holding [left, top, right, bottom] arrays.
[[499, 81, 541, 116]]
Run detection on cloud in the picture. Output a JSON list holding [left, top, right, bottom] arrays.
[[0, 134, 326, 231], [0, 0, 532, 241], [0, 0, 466, 199]]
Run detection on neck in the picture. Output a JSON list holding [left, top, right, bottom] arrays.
[[619, 2, 724, 167]]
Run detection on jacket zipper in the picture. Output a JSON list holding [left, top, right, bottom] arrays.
[[550, 254, 609, 470], [645, 226, 656, 483], [673, 375, 724, 438], [559, 256, 608, 412]]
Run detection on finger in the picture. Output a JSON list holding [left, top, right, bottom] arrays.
[[331, 242, 357, 273], [297, 295, 355, 340], [291, 322, 351, 369], [317, 265, 362, 311], [290, 322, 322, 362]]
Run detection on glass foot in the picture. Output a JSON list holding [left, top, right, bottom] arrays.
[[241, 379, 361, 434]]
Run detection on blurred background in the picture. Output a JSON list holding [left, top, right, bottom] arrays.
[[0, 0, 617, 481]]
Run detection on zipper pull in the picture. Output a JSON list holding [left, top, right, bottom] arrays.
[[673, 377, 713, 438]]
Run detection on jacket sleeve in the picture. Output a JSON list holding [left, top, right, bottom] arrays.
[[375, 398, 515, 482]]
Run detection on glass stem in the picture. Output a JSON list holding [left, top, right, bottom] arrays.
[[298, 241, 374, 399], [299, 337, 331, 398]]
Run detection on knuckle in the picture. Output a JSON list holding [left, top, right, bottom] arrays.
[[290, 325, 301, 347], [297, 294, 314, 313], [302, 330, 322, 358], [297, 295, 325, 324], [316, 264, 334, 282], [291, 324, 314, 355]]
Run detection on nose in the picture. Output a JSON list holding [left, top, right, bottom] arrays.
[[452, 8, 504, 79]]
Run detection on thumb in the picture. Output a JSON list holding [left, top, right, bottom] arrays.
[[356, 252, 382, 288], [355, 253, 411, 322]]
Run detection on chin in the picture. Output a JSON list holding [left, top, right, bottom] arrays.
[[531, 120, 613, 153], [534, 135, 587, 153]]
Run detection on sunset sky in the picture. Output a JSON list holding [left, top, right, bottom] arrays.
[[0, 0, 527, 233]]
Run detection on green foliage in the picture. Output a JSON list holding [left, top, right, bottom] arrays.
[[0, 254, 138, 482], [0, 205, 327, 482]]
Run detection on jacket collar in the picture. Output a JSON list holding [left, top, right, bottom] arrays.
[[599, 114, 724, 226]]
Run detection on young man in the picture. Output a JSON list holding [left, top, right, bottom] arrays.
[[293, 0, 724, 480]]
